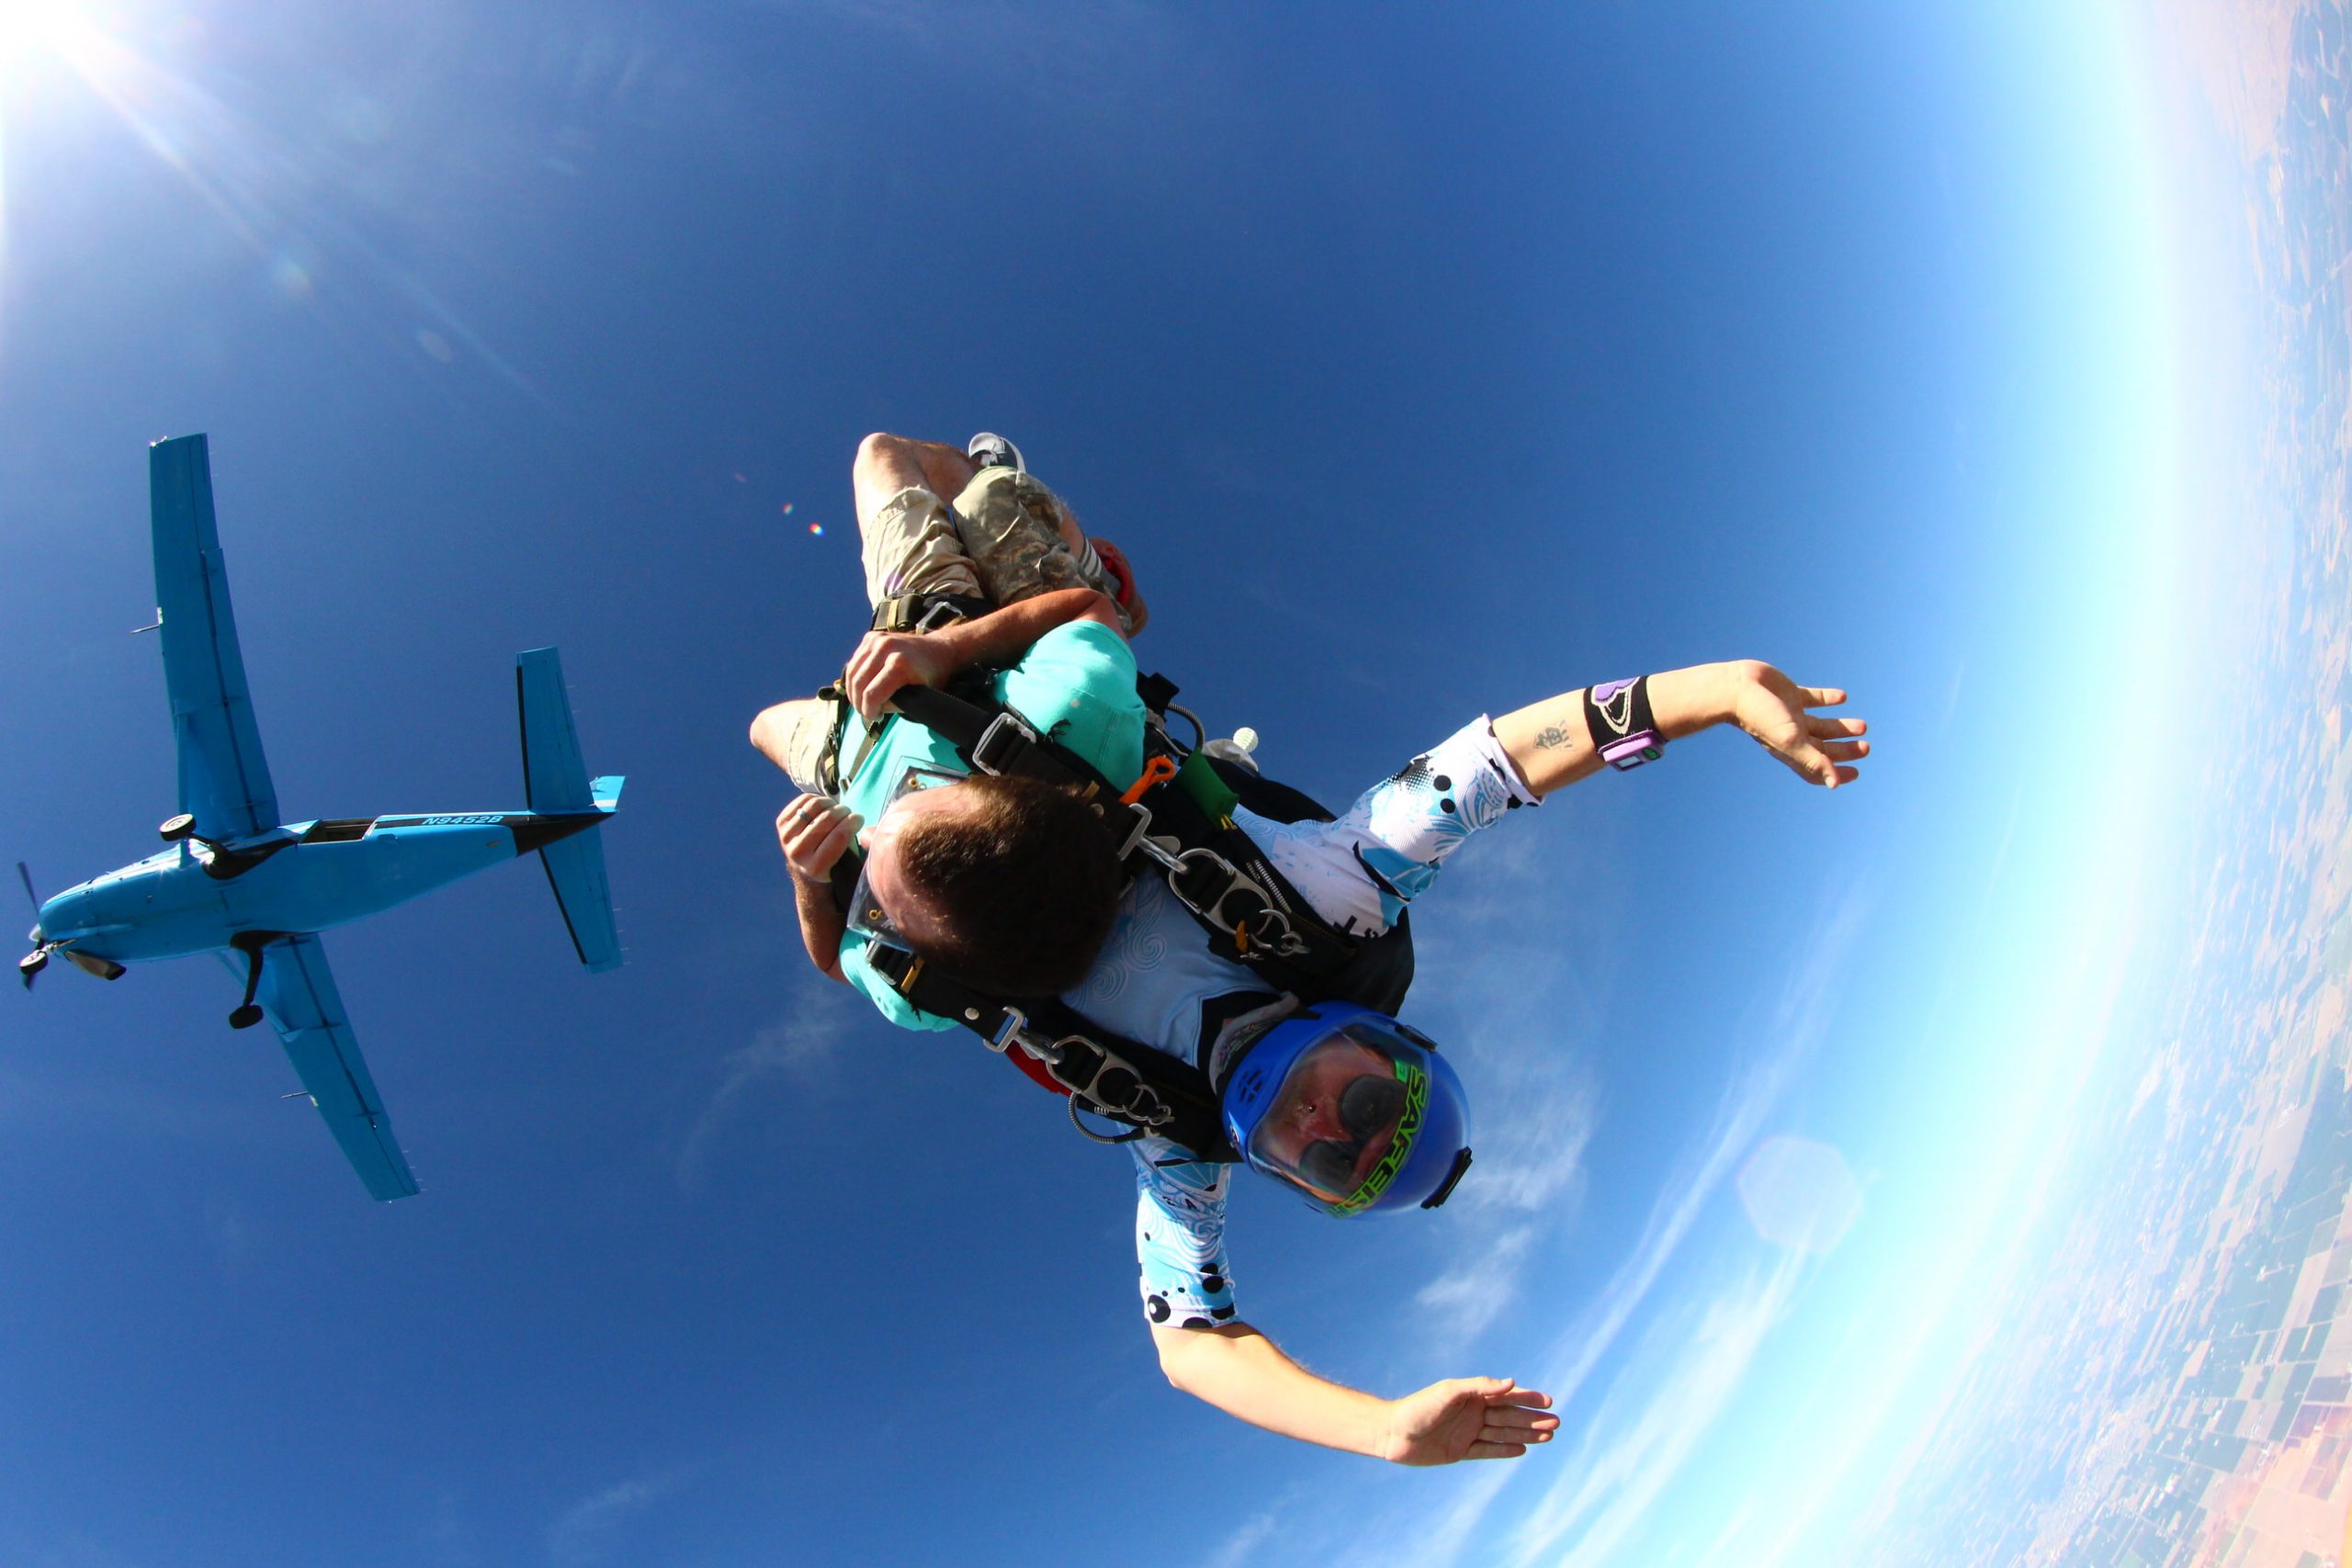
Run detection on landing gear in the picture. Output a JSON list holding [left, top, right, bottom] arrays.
[[160, 813, 198, 842], [18, 950, 46, 987], [229, 932, 268, 1030]]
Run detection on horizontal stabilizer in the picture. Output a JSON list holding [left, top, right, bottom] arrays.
[[541, 833, 622, 972], [515, 648, 622, 972], [517, 648, 594, 813]]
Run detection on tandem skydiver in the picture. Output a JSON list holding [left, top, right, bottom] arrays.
[[750, 433, 1871, 1464]]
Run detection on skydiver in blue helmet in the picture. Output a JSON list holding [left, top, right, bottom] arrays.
[[752, 432, 1871, 1463]]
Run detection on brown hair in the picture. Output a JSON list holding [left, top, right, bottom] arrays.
[[894, 773, 1124, 996]]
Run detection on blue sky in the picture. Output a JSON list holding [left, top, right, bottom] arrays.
[[0, 1, 2225, 1563]]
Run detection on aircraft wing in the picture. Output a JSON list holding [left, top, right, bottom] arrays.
[[151, 434, 279, 840], [254, 933, 421, 1201]]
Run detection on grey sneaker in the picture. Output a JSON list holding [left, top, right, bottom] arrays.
[[967, 432, 1024, 473]]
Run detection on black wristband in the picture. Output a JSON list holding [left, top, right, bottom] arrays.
[[1583, 676, 1657, 747]]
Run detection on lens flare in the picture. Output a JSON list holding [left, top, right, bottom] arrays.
[[0, 0, 66, 69]]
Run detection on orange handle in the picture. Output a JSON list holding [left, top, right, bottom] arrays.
[[1120, 754, 1179, 806]]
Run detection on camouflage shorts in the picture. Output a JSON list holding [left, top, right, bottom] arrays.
[[859, 467, 1133, 633]]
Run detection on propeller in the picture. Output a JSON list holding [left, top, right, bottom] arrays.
[[18, 862, 51, 989]]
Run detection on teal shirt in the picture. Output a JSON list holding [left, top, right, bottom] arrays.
[[837, 620, 1145, 1030]]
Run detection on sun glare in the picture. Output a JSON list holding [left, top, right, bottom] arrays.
[[0, 0, 65, 70]]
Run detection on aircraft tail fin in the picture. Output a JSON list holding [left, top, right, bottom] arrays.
[[515, 648, 623, 973]]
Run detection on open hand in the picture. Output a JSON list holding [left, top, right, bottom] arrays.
[[776, 795, 860, 884], [1381, 1377, 1559, 1465], [842, 630, 958, 722], [1727, 661, 1870, 787]]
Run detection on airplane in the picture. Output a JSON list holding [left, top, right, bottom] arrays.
[[17, 434, 624, 1201]]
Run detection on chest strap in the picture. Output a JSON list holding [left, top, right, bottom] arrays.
[[863, 942, 1237, 1160]]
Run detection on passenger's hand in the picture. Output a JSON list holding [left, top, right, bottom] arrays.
[[775, 795, 859, 884], [842, 630, 958, 721], [1381, 1377, 1558, 1466], [1091, 536, 1148, 635], [1726, 661, 1870, 788]]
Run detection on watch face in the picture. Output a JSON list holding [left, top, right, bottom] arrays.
[[1603, 732, 1664, 770]]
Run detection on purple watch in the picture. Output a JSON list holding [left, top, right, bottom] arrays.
[[1587, 678, 1664, 771]]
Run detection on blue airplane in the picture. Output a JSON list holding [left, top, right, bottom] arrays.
[[17, 434, 624, 1201]]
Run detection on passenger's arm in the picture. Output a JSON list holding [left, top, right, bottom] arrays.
[[1490, 660, 1869, 799], [775, 795, 858, 983], [1149, 1321, 1557, 1464], [841, 587, 1123, 720]]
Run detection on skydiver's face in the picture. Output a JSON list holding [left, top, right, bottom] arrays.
[[1251, 1036, 1401, 1201], [856, 781, 975, 951]]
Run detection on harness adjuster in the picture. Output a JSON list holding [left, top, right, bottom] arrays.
[[1154, 847, 1311, 961], [1234, 908, 1308, 961], [1110, 803, 1154, 863], [913, 598, 970, 633], [1048, 1036, 1172, 1127], [969, 711, 1041, 776], [982, 1006, 1029, 1053]]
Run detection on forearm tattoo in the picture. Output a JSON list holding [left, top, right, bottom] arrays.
[[1532, 725, 1576, 751]]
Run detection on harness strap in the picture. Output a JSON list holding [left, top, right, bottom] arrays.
[[863, 943, 1237, 1159], [870, 592, 996, 634], [888, 682, 1368, 993]]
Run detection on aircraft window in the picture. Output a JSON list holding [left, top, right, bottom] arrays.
[[301, 818, 376, 843]]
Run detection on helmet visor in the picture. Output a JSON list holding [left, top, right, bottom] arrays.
[[1243, 1018, 1438, 1215]]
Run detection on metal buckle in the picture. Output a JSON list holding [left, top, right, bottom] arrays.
[[1164, 848, 1304, 958], [1112, 803, 1154, 863], [985, 1006, 1029, 1053], [1237, 908, 1307, 961], [970, 711, 1039, 775], [914, 598, 969, 633], [1166, 847, 1241, 920], [1051, 1037, 1170, 1128]]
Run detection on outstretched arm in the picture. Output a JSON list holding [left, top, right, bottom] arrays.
[[1492, 660, 1869, 799], [1150, 1321, 1557, 1464], [840, 586, 1124, 719]]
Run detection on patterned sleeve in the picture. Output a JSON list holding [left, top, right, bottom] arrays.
[[1235, 716, 1541, 936], [1131, 1135, 1239, 1328]]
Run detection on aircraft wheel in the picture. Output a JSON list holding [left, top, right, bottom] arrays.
[[229, 1003, 263, 1030], [160, 814, 197, 842], [18, 952, 46, 979]]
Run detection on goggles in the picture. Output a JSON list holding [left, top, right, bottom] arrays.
[[845, 762, 964, 951], [1241, 1018, 1440, 1216]]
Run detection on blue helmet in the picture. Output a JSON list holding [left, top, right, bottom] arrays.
[[1218, 1003, 1473, 1216]]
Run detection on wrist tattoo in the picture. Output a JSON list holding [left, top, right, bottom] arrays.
[[1532, 725, 1576, 751]]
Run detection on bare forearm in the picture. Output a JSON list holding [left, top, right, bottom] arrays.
[[929, 587, 1123, 670], [1492, 660, 1740, 798], [790, 872, 850, 983], [1153, 1323, 1391, 1457]]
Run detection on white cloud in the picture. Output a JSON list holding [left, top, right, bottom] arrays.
[[673, 982, 858, 1188], [1506, 1250, 1812, 1568], [1196, 1508, 1279, 1568], [548, 1472, 683, 1567], [1394, 886, 1871, 1568], [1416, 1224, 1537, 1341]]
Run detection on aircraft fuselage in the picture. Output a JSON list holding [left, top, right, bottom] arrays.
[[35, 811, 601, 964]]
